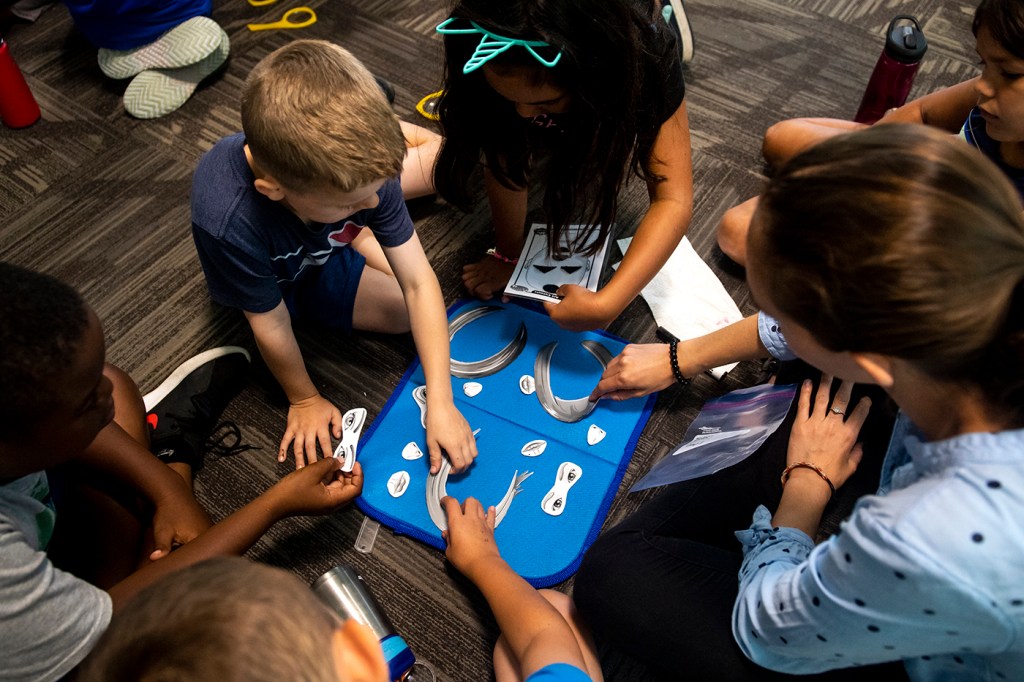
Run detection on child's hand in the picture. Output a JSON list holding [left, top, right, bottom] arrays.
[[440, 495, 502, 581], [425, 400, 477, 475], [149, 491, 213, 561], [544, 285, 618, 332], [786, 374, 871, 492], [589, 343, 676, 402], [462, 256, 514, 302], [266, 457, 363, 517], [280, 394, 343, 469]]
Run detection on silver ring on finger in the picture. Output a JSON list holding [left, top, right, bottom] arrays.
[[830, 406, 846, 416]]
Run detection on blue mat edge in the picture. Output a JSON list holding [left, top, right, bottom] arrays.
[[355, 298, 658, 587]]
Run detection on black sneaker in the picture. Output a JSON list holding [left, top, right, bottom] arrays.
[[374, 75, 396, 106], [144, 346, 251, 472], [660, 0, 694, 64]]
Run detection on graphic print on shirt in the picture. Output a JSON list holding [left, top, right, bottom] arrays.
[[327, 221, 364, 248], [273, 219, 366, 285]]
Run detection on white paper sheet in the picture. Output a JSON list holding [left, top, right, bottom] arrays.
[[617, 236, 744, 379]]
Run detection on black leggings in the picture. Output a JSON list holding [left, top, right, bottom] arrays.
[[573, 363, 908, 681]]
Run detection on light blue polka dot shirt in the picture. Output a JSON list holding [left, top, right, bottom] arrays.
[[730, 337, 1024, 681]]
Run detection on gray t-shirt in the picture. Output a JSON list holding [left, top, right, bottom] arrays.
[[0, 472, 112, 681]]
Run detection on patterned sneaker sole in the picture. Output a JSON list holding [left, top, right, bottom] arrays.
[[123, 27, 230, 119], [143, 345, 251, 412], [98, 16, 224, 80], [664, 0, 695, 64]]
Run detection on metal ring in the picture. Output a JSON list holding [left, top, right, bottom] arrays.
[[830, 406, 846, 416], [534, 340, 612, 423], [448, 305, 528, 378]]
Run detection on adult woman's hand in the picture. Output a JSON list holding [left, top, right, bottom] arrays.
[[773, 374, 871, 537], [786, 374, 871, 491]]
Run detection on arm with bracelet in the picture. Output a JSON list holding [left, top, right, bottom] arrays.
[[590, 313, 780, 402], [772, 375, 870, 537]]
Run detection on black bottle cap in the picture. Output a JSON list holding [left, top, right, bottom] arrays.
[[884, 15, 928, 63]]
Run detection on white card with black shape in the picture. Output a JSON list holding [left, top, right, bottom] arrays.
[[504, 224, 611, 304]]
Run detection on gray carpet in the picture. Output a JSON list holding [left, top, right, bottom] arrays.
[[0, 1, 979, 679]]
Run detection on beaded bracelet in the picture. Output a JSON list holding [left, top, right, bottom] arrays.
[[668, 339, 690, 386], [780, 462, 836, 498], [485, 247, 519, 264]]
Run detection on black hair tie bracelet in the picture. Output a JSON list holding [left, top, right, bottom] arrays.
[[668, 339, 690, 386]]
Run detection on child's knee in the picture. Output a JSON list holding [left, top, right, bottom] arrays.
[[104, 363, 143, 406], [353, 282, 411, 334], [716, 206, 747, 263], [539, 589, 573, 615], [376, 279, 411, 333], [380, 299, 411, 334], [762, 119, 799, 166]]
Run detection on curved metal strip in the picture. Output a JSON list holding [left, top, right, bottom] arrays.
[[448, 305, 528, 378], [494, 470, 533, 527], [425, 461, 530, 532], [534, 340, 612, 423], [425, 458, 452, 531]]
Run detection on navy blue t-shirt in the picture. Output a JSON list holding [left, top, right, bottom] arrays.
[[191, 133, 414, 314], [960, 106, 1024, 202], [63, 0, 212, 50]]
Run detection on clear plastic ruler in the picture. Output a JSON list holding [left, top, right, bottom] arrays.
[[355, 516, 380, 554]]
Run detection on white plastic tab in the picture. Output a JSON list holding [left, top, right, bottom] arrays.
[[333, 407, 367, 472], [541, 462, 582, 516], [387, 471, 410, 498], [355, 516, 380, 554], [402, 442, 424, 460], [521, 439, 547, 457]]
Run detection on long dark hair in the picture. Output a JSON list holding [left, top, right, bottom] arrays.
[[435, 0, 680, 254], [973, 0, 1024, 59], [755, 125, 1024, 426]]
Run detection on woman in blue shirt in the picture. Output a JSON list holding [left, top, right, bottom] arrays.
[[575, 124, 1024, 680]]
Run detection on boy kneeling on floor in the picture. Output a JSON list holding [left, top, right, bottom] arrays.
[[0, 262, 362, 680]]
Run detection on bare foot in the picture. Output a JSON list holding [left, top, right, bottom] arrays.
[[462, 256, 515, 299]]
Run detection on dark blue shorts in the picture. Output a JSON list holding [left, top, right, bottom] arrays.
[[283, 247, 366, 332]]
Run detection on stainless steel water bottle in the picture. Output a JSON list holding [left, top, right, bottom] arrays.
[[853, 16, 928, 124], [312, 565, 417, 681]]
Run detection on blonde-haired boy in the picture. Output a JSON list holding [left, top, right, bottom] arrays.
[[192, 40, 474, 472], [79, 558, 370, 682], [80, 497, 602, 682]]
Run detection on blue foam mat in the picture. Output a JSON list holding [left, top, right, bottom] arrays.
[[356, 299, 656, 587]]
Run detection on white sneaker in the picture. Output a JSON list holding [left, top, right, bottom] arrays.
[[661, 0, 695, 64]]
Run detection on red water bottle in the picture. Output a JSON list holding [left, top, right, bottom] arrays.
[[854, 16, 928, 124], [0, 35, 42, 129]]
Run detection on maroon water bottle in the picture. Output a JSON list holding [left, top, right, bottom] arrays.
[[0, 35, 42, 129], [854, 16, 928, 124]]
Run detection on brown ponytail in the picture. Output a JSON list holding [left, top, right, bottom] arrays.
[[753, 125, 1024, 425]]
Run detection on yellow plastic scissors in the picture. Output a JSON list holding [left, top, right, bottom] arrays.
[[416, 90, 444, 121], [247, 6, 317, 31]]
